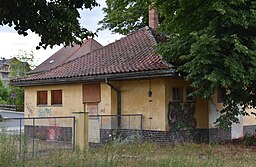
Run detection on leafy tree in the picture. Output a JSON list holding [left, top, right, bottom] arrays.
[[8, 51, 34, 111], [0, 0, 99, 49], [101, 0, 256, 129], [98, 0, 149, 35], [155, 0, 256, 129], [0, 79, 9, 104], [9, 50, 35, 78]]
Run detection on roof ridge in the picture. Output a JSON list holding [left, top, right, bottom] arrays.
[[28, 27, 164, 76], [58, 40, 89, 65], [16, 26, 173, 83]]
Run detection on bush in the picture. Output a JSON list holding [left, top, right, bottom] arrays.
[[0, 129, 21, 166], [243, 134, 256, 146]]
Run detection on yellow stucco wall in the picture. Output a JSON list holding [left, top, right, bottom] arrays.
[[25, 84, 84, 117], [24, 83, 84, 127], [24, 77, 210, 132], [97, 83, 112, 115], [113, 78, 166, 131], [24, 82, 90, 148], [210, 91, 256, 127], [243, 108, 256, 126]]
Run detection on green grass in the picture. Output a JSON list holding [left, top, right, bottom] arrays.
[[1, 139, 256, 167]]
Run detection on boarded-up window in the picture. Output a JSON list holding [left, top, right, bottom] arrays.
[[172, 87, 183, 102], [37, 91, 47, 105], [51, 90, 62, 105], [83, 84, 100, 103], [86, 103, 98, 115]]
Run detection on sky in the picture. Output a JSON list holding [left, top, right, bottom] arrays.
[[0, 0, 122, 65]]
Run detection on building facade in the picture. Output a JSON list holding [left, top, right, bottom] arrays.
[[0, 58, 11, 85], [11, 27, 256, 144]]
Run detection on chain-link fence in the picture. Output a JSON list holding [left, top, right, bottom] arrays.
[[0, 116, 75, 158], [88, 114, 142, 145]]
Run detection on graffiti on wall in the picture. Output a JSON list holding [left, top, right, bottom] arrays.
[[37, 108, 52, 117], [25, 99, 33, 115], [168, 102, 196, 131]]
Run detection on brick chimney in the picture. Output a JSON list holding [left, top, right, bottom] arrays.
[[148, 5, 158, 30]]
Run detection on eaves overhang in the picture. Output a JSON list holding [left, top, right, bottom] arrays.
[[11, 69, 176, 87]]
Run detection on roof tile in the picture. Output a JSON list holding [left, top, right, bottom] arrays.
[[12, 27, 173, 83]]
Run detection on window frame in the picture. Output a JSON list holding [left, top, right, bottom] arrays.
[[37, 91, 48, 106], [51, 90, 62, 106], [172, 87, 183, 102]]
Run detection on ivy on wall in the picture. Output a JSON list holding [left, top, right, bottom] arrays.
[[168, 102, 196, 131]]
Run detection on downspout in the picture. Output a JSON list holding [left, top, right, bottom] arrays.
[[105, 78, 121, 128]]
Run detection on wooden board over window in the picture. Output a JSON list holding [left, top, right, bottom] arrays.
[[86, 102, 98, 115], [37, 91, 47, 105], [83, 83, 100, 103], [51, 90, 62, 105]]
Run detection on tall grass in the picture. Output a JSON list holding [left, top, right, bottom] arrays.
[[0, 128, 21, 166], [1, 129, 256, 167]]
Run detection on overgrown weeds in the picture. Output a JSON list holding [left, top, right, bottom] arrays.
[[1, 128, 256, 167]]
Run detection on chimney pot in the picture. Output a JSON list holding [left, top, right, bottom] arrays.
[[148, 5, 158, 30]]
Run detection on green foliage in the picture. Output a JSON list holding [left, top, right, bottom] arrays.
[[1, 141, 256, 166], [102, 0, 256, 129], [0, 129, 21, 166], [243, 134, 256, 146], [155, 0, 256, 129], [0, 79, 9, 104], [9, 50, 34, 78], [0, 0, 99, 49], [8, 50, 35, 111], [169, 103, 196, 131], [98, 0, 149, 35]]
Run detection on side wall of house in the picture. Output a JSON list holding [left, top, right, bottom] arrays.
[[24, 83, 85, 143], [24, 83, 84, 127], [110, 78, 166, 131], [106, 78, 209, 132], [243, 108, 256, 135], [209, 91, 256, 141]]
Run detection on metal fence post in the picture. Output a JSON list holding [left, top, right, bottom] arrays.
[[100, 115, 103, 144], [128, 115, 130, 141], [140, 114, 143, 143], [19, 118, 22, 158], [32, 118, 35, 157], [73, 117, 76, 151]]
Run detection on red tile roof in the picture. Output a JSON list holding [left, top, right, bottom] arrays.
[[29, 39, 102, 74], [11, 27, 173, 85]]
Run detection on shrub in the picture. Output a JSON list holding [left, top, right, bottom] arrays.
[[243, 134, 256, 146]]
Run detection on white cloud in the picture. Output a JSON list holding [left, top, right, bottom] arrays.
[[0, 0, 122, 65]]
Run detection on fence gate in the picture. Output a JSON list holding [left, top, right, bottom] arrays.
[[0, 116, 76, 158], [88, 114, 143, 145]]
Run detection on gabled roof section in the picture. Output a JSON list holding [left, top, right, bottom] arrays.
[[0, 58, 12, 65], [29, 38, 103, 74], [11, 27, 174, 86]]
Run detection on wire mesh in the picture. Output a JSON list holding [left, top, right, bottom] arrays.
[[0, 116, 75, 158], [88, 114, 142, 145]]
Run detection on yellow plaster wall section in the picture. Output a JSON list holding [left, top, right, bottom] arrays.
[[115, 78, 166, 131], [211, 92, 256, 127], [243, 108, 256, 126], [24, 83, 84, 127]]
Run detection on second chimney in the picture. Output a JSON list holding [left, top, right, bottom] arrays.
[[148, 5, 158, 30]]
